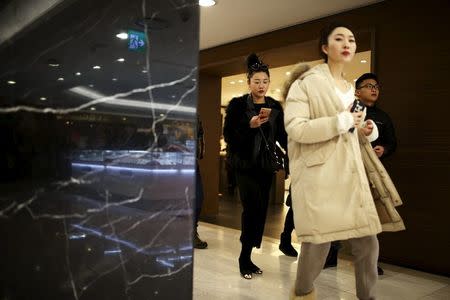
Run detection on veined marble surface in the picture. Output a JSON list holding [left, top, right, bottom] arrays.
[[0, 0, 199, 299], [194, 222, 450, 300]]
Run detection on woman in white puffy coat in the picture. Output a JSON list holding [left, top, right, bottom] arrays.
[[284, 23, 381, 300]]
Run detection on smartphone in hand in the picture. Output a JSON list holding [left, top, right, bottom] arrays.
[[350, 99, 365, 113], [259, 107, 272, 119], [349, 99, 365, 132]]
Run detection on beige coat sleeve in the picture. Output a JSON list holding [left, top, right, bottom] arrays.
[[284, 79, 340, 144]]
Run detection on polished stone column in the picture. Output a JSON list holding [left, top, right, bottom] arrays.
[[0, 0, 199, 299]]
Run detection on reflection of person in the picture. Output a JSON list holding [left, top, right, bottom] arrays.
[[194, 116, 208, 249], [355, 72, 397, 276], [278, 186, 298, 257], [284, 23, 382, 300], [355, 73, 397, 159], [223, 53, 287, 280]]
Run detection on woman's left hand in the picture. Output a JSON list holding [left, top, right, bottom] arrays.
[[359, 119, 374, 136]]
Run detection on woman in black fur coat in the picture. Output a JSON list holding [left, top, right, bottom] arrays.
[[223, 53, 287, 279]]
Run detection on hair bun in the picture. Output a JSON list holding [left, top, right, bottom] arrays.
[[246, 53, 261, 69]]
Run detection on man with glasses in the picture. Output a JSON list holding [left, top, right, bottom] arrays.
[[355, 73, 397, 275], [355, 73, 397, 159]]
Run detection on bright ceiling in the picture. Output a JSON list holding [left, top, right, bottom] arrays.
[[200, 0, 383, 50]]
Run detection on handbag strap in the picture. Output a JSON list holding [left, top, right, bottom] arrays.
[[258, 127, 271, 149]]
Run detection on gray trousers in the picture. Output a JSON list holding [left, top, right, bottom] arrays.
[[294, 235, 379, 300]]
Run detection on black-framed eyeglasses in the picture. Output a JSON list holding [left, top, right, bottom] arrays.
[[359, 83, 381, 90]]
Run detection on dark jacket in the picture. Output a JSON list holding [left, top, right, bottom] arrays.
[[365, 105, 397, 159], [223, 94, 287, 171]]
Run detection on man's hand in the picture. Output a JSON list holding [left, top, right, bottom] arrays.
[[373, 145, 385, 158], [359, 119, 374, 136], [249, 115, 269, 128]]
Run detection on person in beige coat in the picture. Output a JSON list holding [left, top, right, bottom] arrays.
[[284, 23, 404, 300]]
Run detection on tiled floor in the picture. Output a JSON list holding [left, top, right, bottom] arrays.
[[193, 222, 450, 300]]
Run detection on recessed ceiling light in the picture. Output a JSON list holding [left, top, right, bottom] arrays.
[[90, 107, 96, 111], [116, 58, 125, 62], [88, 84, 94, 88], [47, 59, 60, 67], [276, 88, 281, 92], [360, 59, 367, 63], [199, 0, 216, 7], [7, 80, 16, 85], [40, 97, 47, 101], [75, 72, 81, 76], [160, 113, 165, 117], [285, 72, 291, 75], [238, 80, 244, 83], [116, 32, 128, 40], [122, 117, 127, 121], [57, 77, 64, 81], [93, 65, 101, 70], [142, 69, 148, 73], [112, 78, 118, 81], [230, 81, 235, 84]]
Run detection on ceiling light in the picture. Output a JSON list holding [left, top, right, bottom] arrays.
[[199, 0, 216, 7], [160, 114, 165, 117], [93, 65, 101, 70], [230, 81, 235, 84], [116, 32, 128, 40], [57, 77, 64, 81], [116, 58, 125, 62], [88, 84, 94, 88], [40, 97, 47, 101], [7, 80, 16, 85], [90, 107, 96, 111], [112, 78, 118, 81], [285, 72, 291, 75], [142, 70, 148, 73], [360, 59, 367, 63], [276, 88, 281, 92], [75, 72, 81, 76], [47, 59, 60, 67], [122, 117, 127, 121], [238, 80, 243, 83]]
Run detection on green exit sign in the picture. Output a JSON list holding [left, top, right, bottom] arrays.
[[128, 30, 146, 51]]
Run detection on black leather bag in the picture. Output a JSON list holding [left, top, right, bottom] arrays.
[[259, 128, 284, 173]]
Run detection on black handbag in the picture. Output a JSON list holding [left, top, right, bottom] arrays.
[[258, 127, 284, 173]]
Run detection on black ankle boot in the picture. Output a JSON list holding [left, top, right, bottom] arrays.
[[193, 230, 207, 249], [279, 232, 298, 257]]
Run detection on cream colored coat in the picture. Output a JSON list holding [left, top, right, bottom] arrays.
[[284, 63, 384, 244]]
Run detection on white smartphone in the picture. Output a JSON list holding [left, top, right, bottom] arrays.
[[259, 107, 272, 118]]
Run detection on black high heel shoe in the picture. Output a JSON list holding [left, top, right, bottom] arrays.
[[239, 258, 252, 279]]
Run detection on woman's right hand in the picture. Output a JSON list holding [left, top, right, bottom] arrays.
[[249, 115, 269, 128]]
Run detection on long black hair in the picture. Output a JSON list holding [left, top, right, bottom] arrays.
[[246, 53, 269, 80]]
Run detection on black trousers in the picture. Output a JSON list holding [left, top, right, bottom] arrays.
[[194, 162, 203, 228], [235, 169, 273, 248]]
